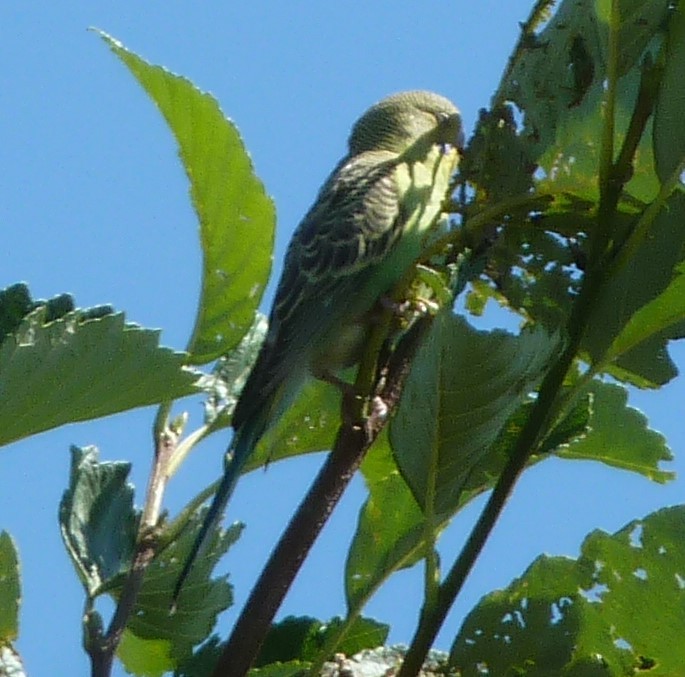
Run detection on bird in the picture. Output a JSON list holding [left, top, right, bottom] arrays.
[[174, 90, 462, 600]]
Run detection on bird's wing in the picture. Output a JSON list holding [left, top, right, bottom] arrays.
[[232, 150, 404, 428]]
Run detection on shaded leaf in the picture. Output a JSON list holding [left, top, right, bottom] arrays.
[[346, 438, 426, 610], [257, 615, 388, 667], [118, 511, 241, 671], [0, 308, 199, 447], [346, 394, 589, 611], [607, 261, 685, 364], [59, 446, 138, 597], [99, 31, 276, 365], [0, 532, 20, 643], [332, 616, 390, 658], [583, 192, 685, 387], [175, 636, 223, 677], [450, 505, 685, 675], [653, 4, 685, 184], [391, 313, 557, 515], [559, 381, 673, 482], [249, 662, 310, 677], [199, 312, 268, 432], [243, 378, 341, 473], [0, 284, 96, 345]]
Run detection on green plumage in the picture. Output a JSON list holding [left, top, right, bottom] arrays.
[[174, 91, 462, 598]]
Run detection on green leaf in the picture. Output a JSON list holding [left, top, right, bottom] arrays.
[[559, 381, 673, 481], [256, 616, 322, 666], [59, 446, 138, 597], [654, 4, 685, 184], [199, 312, 268, 433], [0, 283, 112, 347], [498, 0, 668, 197], [257, 615, 388, 667], [346, 437, 426, 609], [174, 636, 223, 677], [450, 505, 685, 675], [346, 393, 589, 612], [118, 512, 240, 671], [244, 378, 342, 473], [0, 532, 20, 643], [98, 31, 276, 365], [609, 0, 673, 76], [118, 632, 174, 677], [0, 308, 199, 447], [331, 616, 390, 658], [606, 261, 685, 363], [391, 313, 557, 516], [583, 192, 685, 387], [249, 662, 310, 677], [0, 284, 84, 345]]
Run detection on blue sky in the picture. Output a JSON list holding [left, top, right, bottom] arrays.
[[2, 2, 684, 675]]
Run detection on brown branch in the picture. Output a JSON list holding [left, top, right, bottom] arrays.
[[210, 316, 433, 677], [87, 427, 176, 677]]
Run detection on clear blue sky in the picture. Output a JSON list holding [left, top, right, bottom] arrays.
[[2, 2, 684, 675]]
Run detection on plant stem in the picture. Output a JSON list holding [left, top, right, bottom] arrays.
[[398, 263, 602, 676], [211, 317, 432, 677], [87, 426, 176, 677]]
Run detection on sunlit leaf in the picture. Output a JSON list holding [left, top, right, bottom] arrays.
[[450, 505, 685, 675], [99, 31, 276, 365], [0, 308, 199, 447]]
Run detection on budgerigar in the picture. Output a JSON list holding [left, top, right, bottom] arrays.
[[174, 90, 462, 598]]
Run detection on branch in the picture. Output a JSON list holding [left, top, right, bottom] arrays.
[[210, 316, 433, 677], [87, 421, 177, 677], [396, 262, 606, 675]]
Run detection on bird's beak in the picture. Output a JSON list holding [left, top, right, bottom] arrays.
[[437, 112, 464, 152]]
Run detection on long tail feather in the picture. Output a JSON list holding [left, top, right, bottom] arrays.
[[171, 423, 257, 605]]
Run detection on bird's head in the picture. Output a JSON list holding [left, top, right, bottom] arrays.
[[348, 90, 463, 156]]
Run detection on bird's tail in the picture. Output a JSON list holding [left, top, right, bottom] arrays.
[[171, 421, 259, 606]]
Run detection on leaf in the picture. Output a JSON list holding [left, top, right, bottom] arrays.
[[346, 437, 426, 609], [59, 446, 138, 597], [175, 636, 223, 677], [198, 312, 268, 433], [653, 4, 685, 184], [249, 662, 311, 677], [346, 393, 589, 612], [256, 616, 322, 666], [256, 615, 388, 667], [331, 616, 389, 658], [391, 313, 557, 516], [0, 532, 20, 643], [0, 284, 91, 345], [118, 632, 174, 677], [98, 31, 276, 365], [559, 381, 673, 481], [450, 505, 685, 675], [606, 261, 685, 363], [244, 378, 342, 473], [0, 308, 199, 447], [118, 511, 241, 671], [583, 192, 685, 387]]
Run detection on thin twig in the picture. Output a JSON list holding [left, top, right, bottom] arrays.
[[87, 424, 177, 677]]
